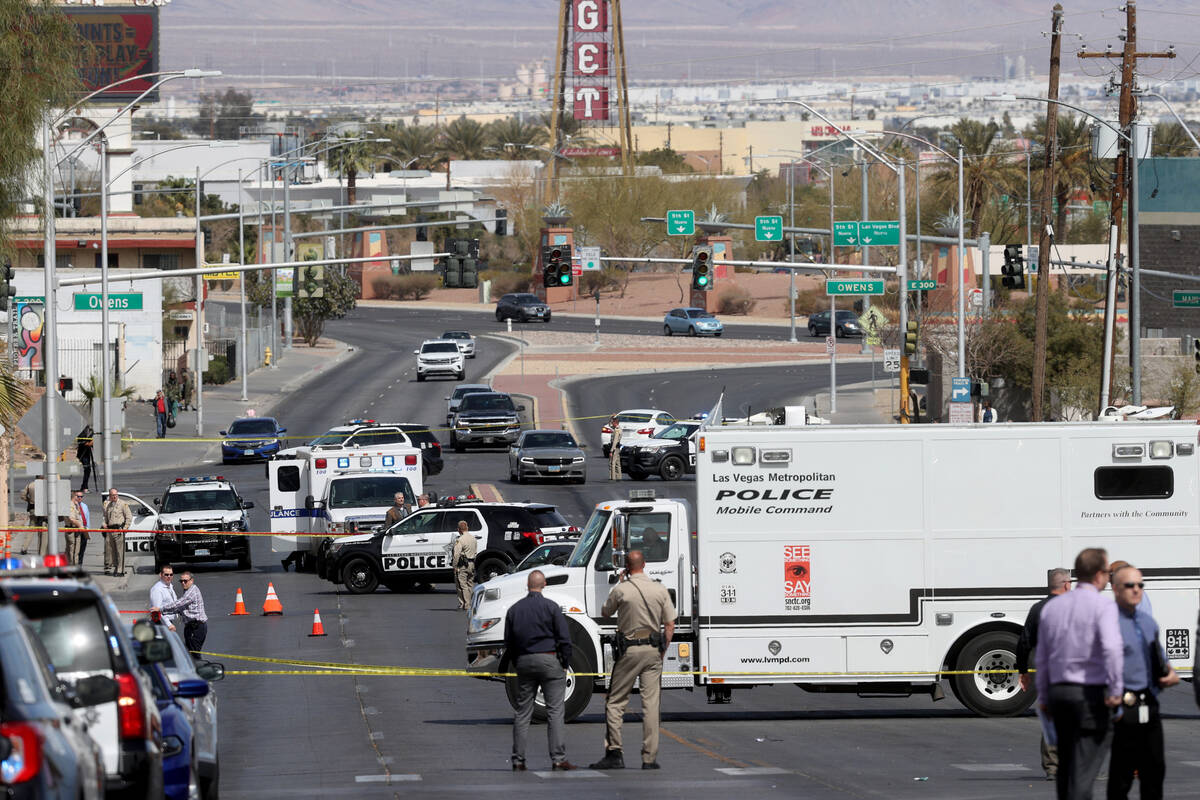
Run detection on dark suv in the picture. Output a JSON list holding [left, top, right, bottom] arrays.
[[316, 500, 576, 591], [495, 293, 551, 323], [807, 309, 864, 338], [0, 586, 110, 800], [396, 423, 444, 478], [620, 420, 702, 481], [3, 570, 163, 798]]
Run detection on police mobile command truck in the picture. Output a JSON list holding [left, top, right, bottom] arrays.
[[269, 443, 423, 570], [467, 420, 1200, 722]]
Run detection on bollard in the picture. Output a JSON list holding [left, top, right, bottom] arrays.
[[264, 346, 272, 367]]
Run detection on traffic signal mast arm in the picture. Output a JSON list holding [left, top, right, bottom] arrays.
[[595, 255, 898, 274]]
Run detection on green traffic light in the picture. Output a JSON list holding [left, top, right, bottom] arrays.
[[697, 275, 708, 286], [559, 273, 570, 285]]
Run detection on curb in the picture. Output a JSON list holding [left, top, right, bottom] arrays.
[[357, 299, 804, 328]]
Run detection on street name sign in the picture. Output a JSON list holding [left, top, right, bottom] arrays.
[[72, 293, 143, 311], [859, 220, 900, 246], [666, 210, 695, 236], [950, 377, 972, 403], [907, 280, 938, 291], [755, 216, 783, 242], [832, 221, 859, 246], [826, 279, 884, 296], [1173, 290, 1200, 308], [203, 271, 239, 281]]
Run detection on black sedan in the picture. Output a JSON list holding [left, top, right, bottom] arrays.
[[807, 309, 864, 338]]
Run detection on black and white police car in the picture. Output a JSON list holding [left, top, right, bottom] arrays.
[[315, 499, 576, 593], [619, 420, 702, 481]]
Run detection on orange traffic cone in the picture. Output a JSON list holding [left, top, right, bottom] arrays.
[[229, 587, 249, 616], [308, 609, 327, 637], [262, 582, 284, 616]]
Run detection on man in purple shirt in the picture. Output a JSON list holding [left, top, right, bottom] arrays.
[[1035, 548, 1124, 800]]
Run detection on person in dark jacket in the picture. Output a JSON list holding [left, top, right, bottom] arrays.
[[503, 570, 575, 772], [75, 425, 95, 492], [1017, 567, 1071, 780]]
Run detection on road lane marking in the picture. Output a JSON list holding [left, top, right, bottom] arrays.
[[355, 774, 420, 783], [715, 767, 790, 776], [952, 764, 1031, 772], [533, 771, 608, 779], [660, 728, 747, 768]]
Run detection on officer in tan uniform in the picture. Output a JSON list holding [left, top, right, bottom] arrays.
[[608, 415, 623, 481], [589, 550, 676, 771], [451, 520, 477, 609]]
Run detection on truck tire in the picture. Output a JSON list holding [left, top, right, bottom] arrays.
[[506, 639, 595, 723], [237, 555, 252, 571], [627, 468, 648, 481], [341, 558, 380, 594], [475, 556, 509, 583], [950, 629, 1032, 717], [659, 455, 685, 481]]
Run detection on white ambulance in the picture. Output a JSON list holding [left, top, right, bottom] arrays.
[[467, 420, 1200, 721], [268, 445, 423, 569]]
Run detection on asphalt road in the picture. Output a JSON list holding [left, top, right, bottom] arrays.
[[103, 306, 1200, 799]]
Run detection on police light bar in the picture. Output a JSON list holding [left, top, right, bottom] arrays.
[[174, 475, 225, 483], [348, 419, 377, 426]]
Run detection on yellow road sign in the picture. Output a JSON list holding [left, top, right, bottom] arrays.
[[203, 271, 240, 280]]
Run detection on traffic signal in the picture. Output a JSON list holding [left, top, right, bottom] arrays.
[[296, 264, 324, 298], [691, 246, 714, 291], [461, 255, 477, 289], [1001, 244, 1026, 290], [543, 246, 567, 288], [443, 255, 461, 288], [0, 260, 13, 312], [1194, 338, 1200, 375], [495, 209, 508, 237], [57, 377, 73, 393], [904, 319, 919, 356]]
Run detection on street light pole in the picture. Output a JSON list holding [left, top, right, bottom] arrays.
[[238, 168, 248, 402], [42, 118, 61, 552], [956, 144, 966, 379], [787, 162, 796, 342], [99, 137, 113, 492], [194, 167, 204, 437]]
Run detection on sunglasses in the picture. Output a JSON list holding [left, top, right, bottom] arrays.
[[1121, 582, 1145, 589]]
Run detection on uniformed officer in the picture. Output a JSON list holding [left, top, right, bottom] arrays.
[[451, 520, 477, 610], [608, 415, 622, 481], [589, 550, 676, 771]]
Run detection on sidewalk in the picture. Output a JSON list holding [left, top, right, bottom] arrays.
[[117, 338, 358, 475]]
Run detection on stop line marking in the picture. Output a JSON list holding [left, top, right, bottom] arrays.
[[715, 767, 790, 776], [952, 764, 1031, 772], [533, 770, 608, 779], [355, 774, 421, 783]]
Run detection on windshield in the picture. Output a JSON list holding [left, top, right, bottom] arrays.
[[452, 387, 489, 400], [228, 419, 277, 436], [307, 430, 349, 447], [161, 489, 241, 513], [422, 342, 460, 354], [442, 331, 470, 339], [515, 294, 540, 304], [685, 309, 714, 319], [616, 412, 653, 424], [329, 476, 415, 509], [836, 311, 858, 320], [460, 395, 515, 413], [567, 509, 611, 568], [522, 432, 576, 449], [655, 423, 695, 440], [517, 544, 574, 571], [20, 599, 115, 674]]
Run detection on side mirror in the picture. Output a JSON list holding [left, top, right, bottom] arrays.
[[304, 495, 315, 511], [131, 619, 156, 643], [162, 735, 185, 758], [517, 405, 526, 412], [444, 397, 451, 401], [413, 350, 419, 355], [73, 674, 119, 707], [153, 498, 161, 507], [219, 430, 227, 436], [242, 500, 255, 510], [172, 678, 210, 699], [195, 661, 225, 682], [278, 428, 287, 434]]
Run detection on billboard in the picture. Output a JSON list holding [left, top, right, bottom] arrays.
[[66, 7, 160, 102]]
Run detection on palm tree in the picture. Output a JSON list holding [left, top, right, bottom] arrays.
[[929, 119, 1022, 238], [1025, 115, 1095, 239], [486, 117, 548, 156], [325, 137, 377, 205], [387, 124, 442, 171], [440, 116, 488, 161], [1153, 121, 1199, 157]]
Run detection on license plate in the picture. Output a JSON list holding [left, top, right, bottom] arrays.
[[194, 548, 210, 556], [244, 449, 255, 456], [548, 465, 561, 472], [482, 437, 494, 444]]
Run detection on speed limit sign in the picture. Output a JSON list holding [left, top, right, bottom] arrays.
[[883, 348, 901, 373], [825, 336, 835, 355]]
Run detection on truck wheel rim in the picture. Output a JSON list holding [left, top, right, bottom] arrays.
[[972, 648, 1018, 700], [535, 668, 575, 708], [663, 461, 682, 479], [349, 568, 370, 590]]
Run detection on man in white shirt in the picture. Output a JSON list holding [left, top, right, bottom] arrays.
[[150, 565, 179, 631]]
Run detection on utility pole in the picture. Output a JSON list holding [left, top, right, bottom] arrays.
[[1031, 4, 1063, 422], [1079, 0, 1174, 408]]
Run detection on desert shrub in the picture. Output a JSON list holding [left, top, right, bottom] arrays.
[[788, 288, 829, 316], [203, 355, 232, 385], [399, 273, 437, 299], [371, 274, 403, 299], [717, 285, 757, 315], [579, 268, 623, 295], [483, 269, 532, 295]]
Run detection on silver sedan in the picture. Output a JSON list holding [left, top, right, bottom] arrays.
[[507, 429, 586, 484]]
